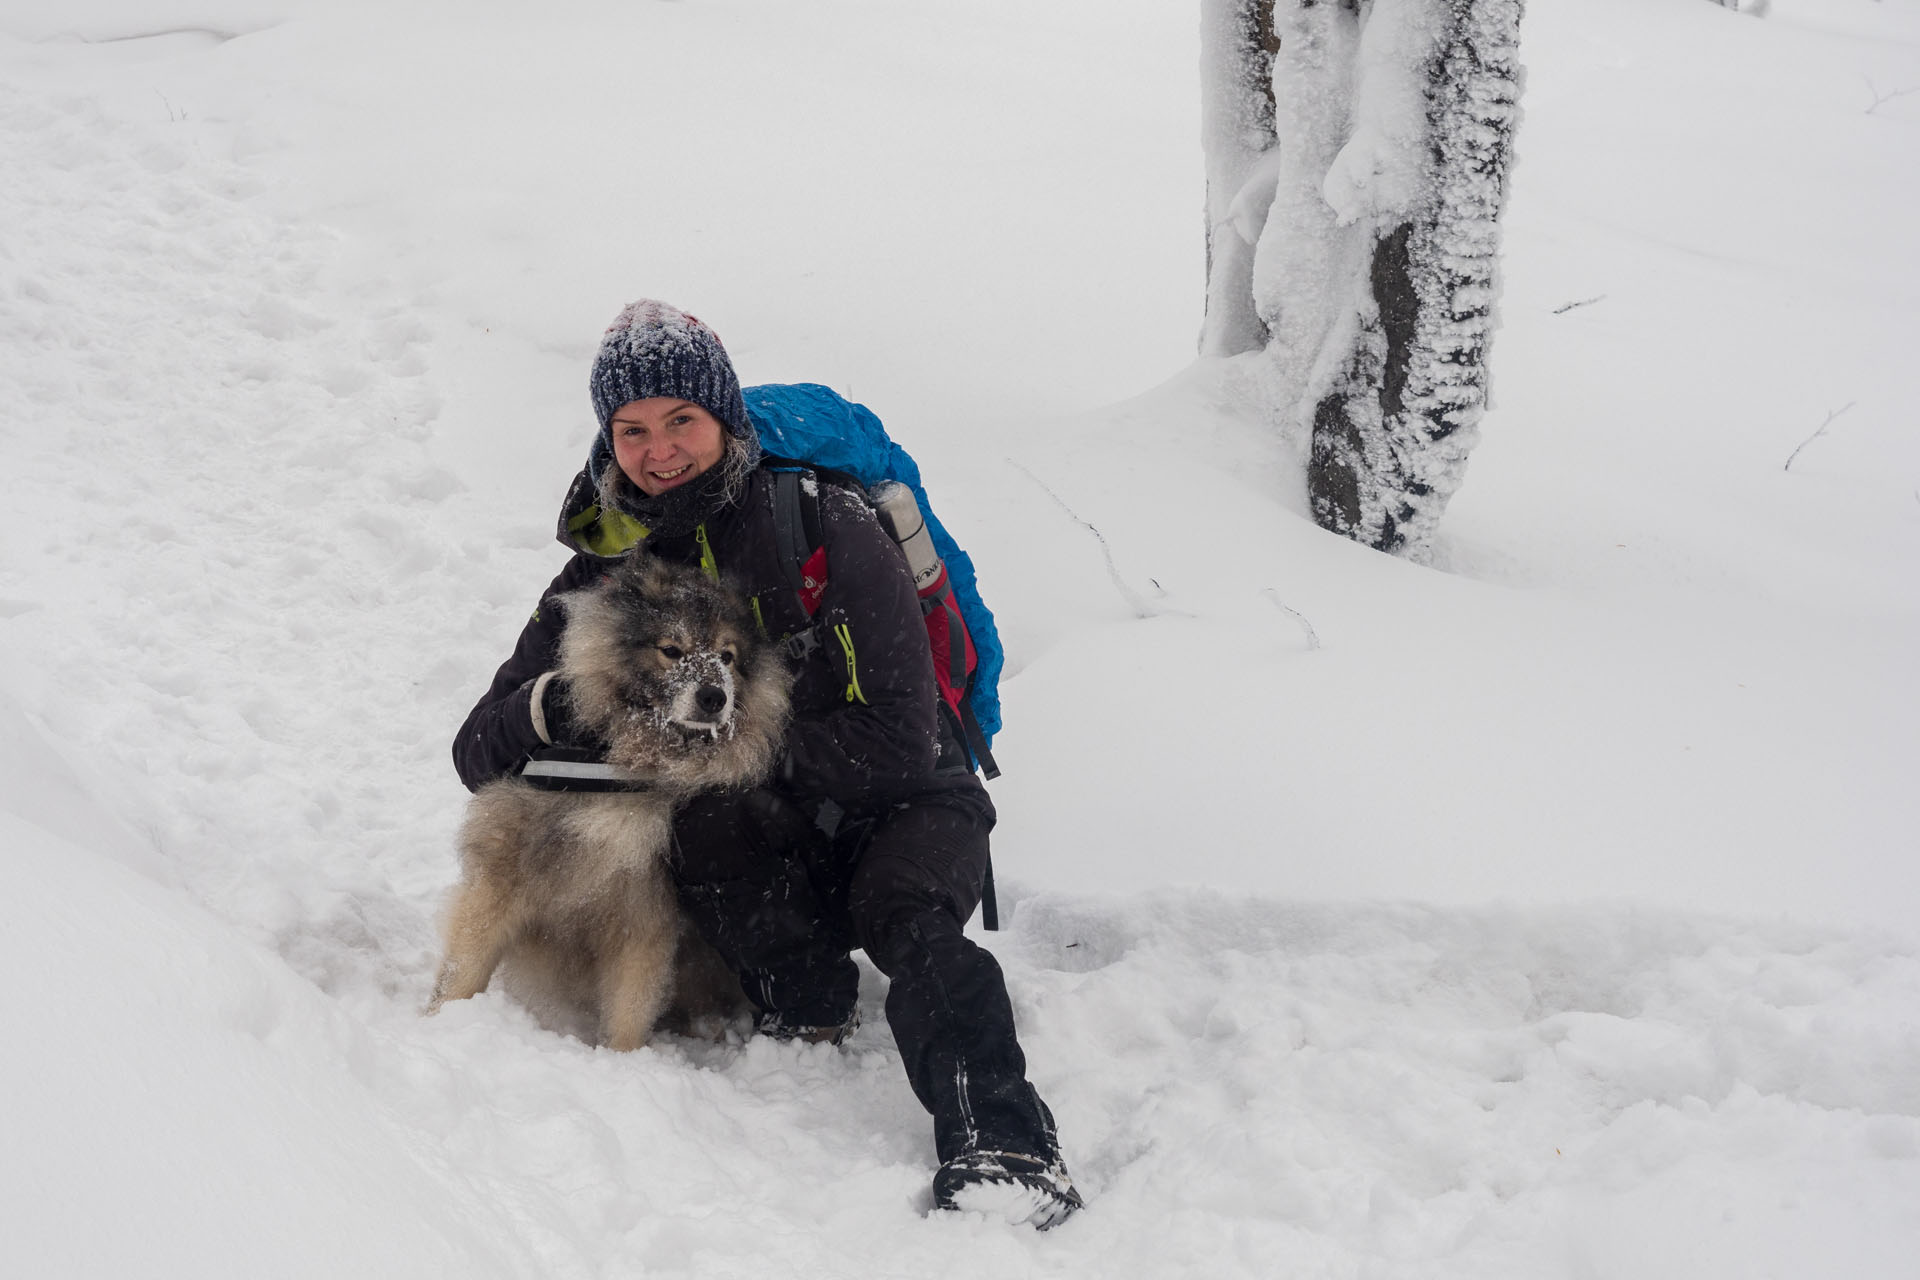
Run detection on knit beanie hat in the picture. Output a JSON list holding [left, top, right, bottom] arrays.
[[590, 298, 752, 429], [584, 300, 761, 537]]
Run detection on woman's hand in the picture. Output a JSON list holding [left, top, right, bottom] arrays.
[[530, 671, 608, 755]]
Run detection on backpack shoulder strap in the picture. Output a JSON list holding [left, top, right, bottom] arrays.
[[770, 468, 819, 602], [767, 465, 831, 663]]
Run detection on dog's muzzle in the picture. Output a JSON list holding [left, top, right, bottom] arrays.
[[671, 684, 731, 739], [667, 657, 736, 738]]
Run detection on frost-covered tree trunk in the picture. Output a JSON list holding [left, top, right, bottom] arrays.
[[1205, 0, 1524, 557], [1199, 0, 1280, 356]]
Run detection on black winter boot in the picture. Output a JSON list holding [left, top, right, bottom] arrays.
[[932, 1149, 1084, 1229]]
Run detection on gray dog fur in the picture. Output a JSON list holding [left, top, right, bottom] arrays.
[[427, 553, 792, 1049]]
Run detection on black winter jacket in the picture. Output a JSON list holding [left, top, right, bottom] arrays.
[[452, 465, 974, 813]]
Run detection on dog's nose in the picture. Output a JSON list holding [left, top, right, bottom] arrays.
[[693, 685, 728, 720]]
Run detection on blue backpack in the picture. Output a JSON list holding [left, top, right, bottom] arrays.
[[743, 383, 1004, 777]]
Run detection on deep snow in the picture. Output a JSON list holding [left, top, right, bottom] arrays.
[[2, 0, 1916, 1276]]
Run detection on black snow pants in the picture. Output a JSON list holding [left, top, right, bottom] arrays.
[[669, 783, 1062, 1165]]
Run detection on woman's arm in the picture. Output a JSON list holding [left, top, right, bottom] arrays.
[[450, 558, 596, 791], [781, 485, 944, 808]]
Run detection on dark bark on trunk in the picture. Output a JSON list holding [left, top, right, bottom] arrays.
[[1305, 0, 1524, 553]]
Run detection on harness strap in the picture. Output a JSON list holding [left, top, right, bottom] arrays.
[[520, 756, 653, 792]]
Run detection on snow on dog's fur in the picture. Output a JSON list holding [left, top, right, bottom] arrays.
[[427, 552, 791, 1049]]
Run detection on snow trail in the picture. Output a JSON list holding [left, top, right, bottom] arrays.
[[0, 57, 505, 1001]]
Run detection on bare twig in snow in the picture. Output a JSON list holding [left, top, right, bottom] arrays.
[[1552, 294, 1606, 315], [1864, 76, 1920, 116], [1784, 402, 1856, 472], [1263, 589, 1321, 650], [1005, 460, 1161, 619]]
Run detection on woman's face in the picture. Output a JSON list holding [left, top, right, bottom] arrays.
[[610, 398, 728, 496]]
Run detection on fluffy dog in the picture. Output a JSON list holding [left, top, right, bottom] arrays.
[[427, 552, 791, 1050]]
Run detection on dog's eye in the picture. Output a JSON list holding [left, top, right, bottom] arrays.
[[719, 650, 736, 666], [659, 645, 684, 661]]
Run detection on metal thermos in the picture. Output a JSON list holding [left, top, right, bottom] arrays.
[[869, 481, 942, 593]]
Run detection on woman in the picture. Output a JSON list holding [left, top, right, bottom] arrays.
[[451, 300, 1082, 1228]]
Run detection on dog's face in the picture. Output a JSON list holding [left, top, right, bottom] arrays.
[[557, 554, 791, 789]]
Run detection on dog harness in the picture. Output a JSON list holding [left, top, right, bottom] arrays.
[[520, 747, 652, 793]]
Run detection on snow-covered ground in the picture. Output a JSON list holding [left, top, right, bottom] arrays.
[[3, 0, 1917, 1275]]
